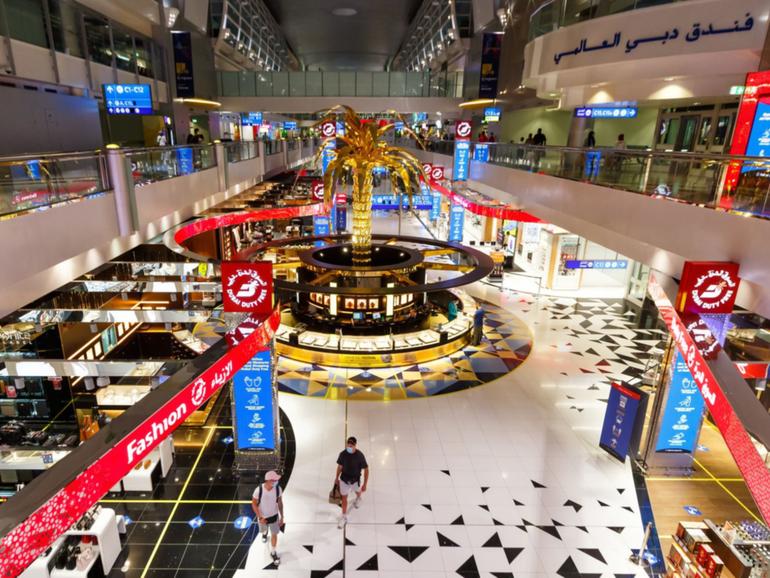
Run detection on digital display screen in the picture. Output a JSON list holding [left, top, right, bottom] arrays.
[[483, 107, 501, 122], [744, 98, 770, 167], [104, 84, 153, 115], [353, 312, 363, 320]]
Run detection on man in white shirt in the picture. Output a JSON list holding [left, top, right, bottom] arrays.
[[251, 470, 284, 565]]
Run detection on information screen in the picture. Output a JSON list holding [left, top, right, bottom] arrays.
[[599, 382, 643, 462], [744, 98, 770, 161], [104, 84, 153, 115]]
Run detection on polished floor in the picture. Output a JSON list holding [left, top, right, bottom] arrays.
[[98, 213, 678, 577]]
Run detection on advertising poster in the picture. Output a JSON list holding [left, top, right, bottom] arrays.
[[743, 98, 770, 168], [313, 215, 330, 247], [600, 382, 644, 462], [177, 147, 194, 175], [474, 144, 489, 163], [430, 191, 442, 220], [232, 349, 275, 450], [171, 31, 194, 98], [453, 141, 471, 181], [479, 33, 503, 99], [336, 205, 347, 232], [448, 203, 465, 242], [656, 351, 706, 453], [322, 142, 336, 174]]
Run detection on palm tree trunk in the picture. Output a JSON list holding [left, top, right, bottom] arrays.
[[352, 167, 373, 265]]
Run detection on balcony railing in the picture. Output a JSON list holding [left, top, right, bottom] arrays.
[[529, 0, 691, 40], [0, 152, 110, 218], [404, 138, 770, 220], [224, 141, 260, 163], [217, 70, 464, 98], [264, 140, 283, 156], [125, 145, 217, 187]]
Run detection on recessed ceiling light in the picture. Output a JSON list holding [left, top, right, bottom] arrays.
[[332, 7, 357, 16]]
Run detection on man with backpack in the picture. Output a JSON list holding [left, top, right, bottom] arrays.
[[252, 470, 284, 566]]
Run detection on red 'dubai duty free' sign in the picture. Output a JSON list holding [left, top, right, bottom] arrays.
[[648, 272, 770, 524], [0, 309, 281, 578], [455, 120, 472, 141], [311, 181, 324, 201], [430, 166, 445, 182], [676, 261, 740, 315], [221, 261, 274, 314]]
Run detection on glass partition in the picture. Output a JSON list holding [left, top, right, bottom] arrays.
[[126, 145, 216, 187]]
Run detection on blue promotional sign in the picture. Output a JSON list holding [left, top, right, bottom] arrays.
[[313, 215, 330, 246], [336, 205, 347, 232], [453, 141, 471, 181], [232, 349, 275, 450], [483, 107, 501, 122], [575, 106, 638, 119], [599, 382, 643, 462], [564, 260, 628, 269], [322, 141, 336, 174], [656, 351, 705, 453], [413, 112, 428, 123], [104, 84, 153, 114], [241, 112, 262, 126], [283, 121, 298, 130], [743, 99, 770, 171], [335, 121, 345, 136], [448, 204, 465, 242], [394, 121, 405, 130], [371, 195, 432, 210], [177, 147, 194, 175], [430, 191, 442, 220], [474, 143, 490, 163]]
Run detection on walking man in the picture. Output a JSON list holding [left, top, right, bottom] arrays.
[[335, 436, 369, 528], [252, 470, 284, 566]]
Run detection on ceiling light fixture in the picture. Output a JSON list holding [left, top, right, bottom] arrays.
[[332, 7, 357, 16]]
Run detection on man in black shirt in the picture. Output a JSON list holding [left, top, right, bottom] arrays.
[[335, 436, 369, 528]]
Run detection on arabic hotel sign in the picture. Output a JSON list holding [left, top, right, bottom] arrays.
[[676, 261, 740, 315], [0, 309, 281, 577], [222, 262, 274, 314], [647, 272, 770, 524]]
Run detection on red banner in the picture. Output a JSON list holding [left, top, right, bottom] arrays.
[[430, 181, 541, 223], [0, 308, 281, 577], [648, 273, 770, 524]]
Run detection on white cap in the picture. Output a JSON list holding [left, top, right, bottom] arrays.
[[265, 470, 281, 481]]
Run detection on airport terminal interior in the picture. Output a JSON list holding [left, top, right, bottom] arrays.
[[3, 0, 770, 577]]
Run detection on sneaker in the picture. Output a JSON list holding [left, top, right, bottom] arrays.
[[261, 532, 268, 543], [271, 551, 280, 566], [353, 494, 362, 509], [337, 515, 347, 529]]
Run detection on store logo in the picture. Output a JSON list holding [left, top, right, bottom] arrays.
[[685, 317, 721, 360], [456, 120, 472, 140], [221, 262, 274, 313], [431, 166, 445, 181], [312, 181, 325, 201], [190, 378, 207, 406], [678, 261, 740, 315], [691, 269, 738, 311], [321, 121, 336, 138]]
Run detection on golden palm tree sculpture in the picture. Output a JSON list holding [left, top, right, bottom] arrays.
[[314, 106, 428, 265]]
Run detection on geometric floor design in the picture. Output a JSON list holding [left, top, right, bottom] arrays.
[[275, 300, 533, 401]]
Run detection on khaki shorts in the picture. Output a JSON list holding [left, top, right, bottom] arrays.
[[339, 480, 360, 497], [259, 514, 281, 536]]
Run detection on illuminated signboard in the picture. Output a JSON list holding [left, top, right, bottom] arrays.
[[241, 112, 263, 126], [655, 351, 706, 453], [676, 261, 740, 314], [564, 260, 628, 269], [283, 121, 298, 130], [449, 203, 465, 242], [574, 106, 638, 118], [104, 84, 153, 115], [232, 348, 275, 450], [221, 262, 274, 314], [483, 107, 502, 122], [453, 141, 471, 181], [599, 382, 644, 462]]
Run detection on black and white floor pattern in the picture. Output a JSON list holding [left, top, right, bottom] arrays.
[[232, 289, 659, 577]]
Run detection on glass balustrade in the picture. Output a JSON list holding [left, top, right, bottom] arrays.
[[0, 153, 109, 218], [126, 145, 217, 186], [401, 138, 770, 220], [224, 141, 260, 163], [217, 70, 465, 98]]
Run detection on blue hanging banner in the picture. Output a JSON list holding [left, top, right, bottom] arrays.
[[430, 191, 442, 220], [177, 148, 194, 175], [171, 31, 195, 98], [453, 141, 471, 181], [232, 349, 275, 451], [599, 382, 644, 462], [656, 351, 705, 453], [322, 141, 336, 174], [448, 203, 465, 242], [474, 144, 489, 163], [336, 205, 347, 232], [313, 215, 330, 247]]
